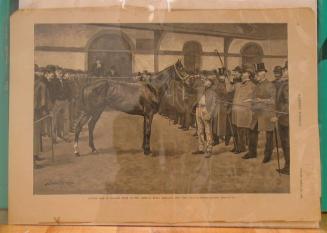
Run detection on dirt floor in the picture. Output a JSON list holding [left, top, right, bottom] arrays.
[[34, 111, 289, 194]]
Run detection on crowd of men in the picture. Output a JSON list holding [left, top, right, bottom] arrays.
[[187, 62, 289, 175], [33, 65, 87, 166], [33, 63, 152, 167], [33, 61, 289, 175]]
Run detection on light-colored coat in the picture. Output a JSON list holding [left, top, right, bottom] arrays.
[[232, 80, 256, 128], [250, 79, 276, 131]]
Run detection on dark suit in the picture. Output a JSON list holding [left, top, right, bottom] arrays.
[[49, 78, 71, 141], [92, 63, 104, 77], [34, 76, 49, 156], [49, 78, 71, 101], [276, 79, 289, 172]]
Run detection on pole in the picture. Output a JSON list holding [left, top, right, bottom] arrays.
[[214, 49, 225, 67], [274, 121, 281, 175], [214, 49, 241, 151], [50, 116, 55, 162], [227, 113, 239, 152]]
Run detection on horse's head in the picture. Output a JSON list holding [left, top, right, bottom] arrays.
[[170, 59, 207, 91], [175, 59, 184, 70], [173, 59, 191, 83]]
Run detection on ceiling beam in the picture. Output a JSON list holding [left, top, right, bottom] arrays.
[[86, 23, 273, 40]]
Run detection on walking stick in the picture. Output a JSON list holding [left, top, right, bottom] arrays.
[[274, 121, 281, 175], [227, 113, 239, 152], [214, 49, 240, 152], [49, 115, 55, 162]]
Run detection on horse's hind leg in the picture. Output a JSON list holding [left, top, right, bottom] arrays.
[[74, 112, 90, 156], [88, 107, 105, 153]]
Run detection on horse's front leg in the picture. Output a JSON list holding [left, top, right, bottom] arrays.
[[143, 113, 154, 155]]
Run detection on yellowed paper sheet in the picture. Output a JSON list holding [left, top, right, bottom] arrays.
[[9, 7, 320, 227]]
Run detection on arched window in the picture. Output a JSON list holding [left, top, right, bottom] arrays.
[[87, 32, 133, 77], [183, 41, 202, 73], [240, 42, 264, 66]]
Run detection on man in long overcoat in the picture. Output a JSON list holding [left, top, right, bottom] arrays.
[[274, 61, 290, 175], [231, 65, 256, 154], [243, 63, 276, 163], [34, 70, 49, 167], [213, 68, 229, 145]]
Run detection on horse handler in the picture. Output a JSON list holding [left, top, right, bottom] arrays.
[[192, 75, 218, 158]]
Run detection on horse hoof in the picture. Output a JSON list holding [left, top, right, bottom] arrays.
[[74, 152, 80, 157], [144, 150, 152, 156], [92, 149, 98, 154]]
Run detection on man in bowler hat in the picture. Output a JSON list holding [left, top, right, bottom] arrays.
[[50, 66, 72, 143], [272, 65, 284, 90], [273, 61, 290, 174], [230, 64, 257, 154]]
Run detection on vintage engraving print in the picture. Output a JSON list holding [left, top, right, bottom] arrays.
[[9, 7, 320, 226], [33, 23, 289, 195]]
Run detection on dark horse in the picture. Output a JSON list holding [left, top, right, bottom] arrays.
[[73, 60, 188, 156]]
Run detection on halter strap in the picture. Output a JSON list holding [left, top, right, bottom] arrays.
[[174, 63, 190, 82]]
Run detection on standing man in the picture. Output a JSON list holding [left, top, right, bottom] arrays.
[[274, 61, 290, 175], [229, 65, 243, 152], [231, 66, 243, 83], [192, 76, 217, 158], [243, 63, 276, 163], [50, 67, 72, 143], [272, 65, 283, 89], [92, 58, 104, 77], [230, 64, 257, 154], [44, 66, 56, 137], [213, 67, 229, 145], [34, 69, 49, 167]]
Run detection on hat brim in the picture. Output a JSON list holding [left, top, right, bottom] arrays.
[[256, 69, 267, 73]]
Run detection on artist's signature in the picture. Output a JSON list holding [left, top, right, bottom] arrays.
[[44, 181, 74, 186]]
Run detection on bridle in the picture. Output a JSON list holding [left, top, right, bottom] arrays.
[[173, 62, 191, 83]]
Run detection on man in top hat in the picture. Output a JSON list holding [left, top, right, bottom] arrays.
[[273, 61, 290, 175], [212, 67, 230, 145], [221, 66, 242, 146], [229, 64, 257, 154], [192, 75, 218, 158], [243, 62, 276, 163]]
